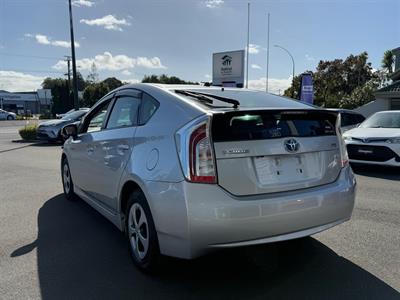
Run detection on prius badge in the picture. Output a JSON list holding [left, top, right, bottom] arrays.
[[284, 139, 300, 153]]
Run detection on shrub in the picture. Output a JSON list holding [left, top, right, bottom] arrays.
[[19, 125, 38, 141], [39, 110, 52, 119]]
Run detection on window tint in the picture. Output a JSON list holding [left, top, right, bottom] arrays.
[[356, 114, 365, 124], [139, 93, 159, 125], [212, 110, 337, 142], [106, 96, 140, 129], [86, 101, 111, 133], [341, 113, 357, 127]]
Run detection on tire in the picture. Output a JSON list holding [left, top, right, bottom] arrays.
[[7, 115, 13, 120], [125, 190, 160, 272], [61, 157, 77, 201]]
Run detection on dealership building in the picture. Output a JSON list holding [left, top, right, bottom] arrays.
[[0, 89, 52, 115]]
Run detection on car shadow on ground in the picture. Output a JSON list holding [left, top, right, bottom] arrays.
[[12, 194, 399, 300], [351, 164, 400, 181]]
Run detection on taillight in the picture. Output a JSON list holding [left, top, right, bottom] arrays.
[[189, 123, 216, 183], [337, 113, 349, 168], [176, 116, 217, 184]]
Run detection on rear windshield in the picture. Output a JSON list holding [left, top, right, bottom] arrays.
[[212, 110, 337, 142]]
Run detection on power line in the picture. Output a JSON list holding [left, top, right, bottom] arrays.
[[2, 69, 64, 74], [0, 52, 62, 60]]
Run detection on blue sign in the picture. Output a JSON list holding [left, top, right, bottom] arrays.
[[299, 73, 314, 104]]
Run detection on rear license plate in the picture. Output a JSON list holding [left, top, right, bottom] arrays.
[[254, 155, 308, 184]]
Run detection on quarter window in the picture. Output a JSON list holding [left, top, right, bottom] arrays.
[[139, 93, 159, 125], [106, 96, 140, 129]]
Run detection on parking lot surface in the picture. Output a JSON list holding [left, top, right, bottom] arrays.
[[0, 121, 399, 299]]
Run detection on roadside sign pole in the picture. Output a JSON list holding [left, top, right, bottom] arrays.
[[246, 2, 250, 89]]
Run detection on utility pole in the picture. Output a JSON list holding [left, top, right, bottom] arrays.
[[64, 55, 72, 108], [68, 0, 79, 110], [266, 13, 270, 93], [246, 2, 250, 89]]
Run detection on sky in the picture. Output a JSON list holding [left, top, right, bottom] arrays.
[[0, 0, 399, 94]]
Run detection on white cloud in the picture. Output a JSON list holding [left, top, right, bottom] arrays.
[[251, 64, 262, 69], [35, 34, 50, 45], [25, 33, 79, 48], [248, 76, 292, 95], [124, 78, 140, 84], [72, 0, 94, 7], [52, 52, 166, 71], [80, 15, 131, 31], [121, 70, 132, 76], [205, 0, 224, 8], [204, 74, 211, 79], [0, 70, 44, 92], [305, 54, 315, 61], [247, 44, 261, 54], [135, 57, 166, 69]]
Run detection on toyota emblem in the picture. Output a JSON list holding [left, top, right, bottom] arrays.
[[284, 139, 300, 153]]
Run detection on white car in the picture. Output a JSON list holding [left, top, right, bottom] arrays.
[[0, 109, 16, 120], [343, 110, 400, 166]]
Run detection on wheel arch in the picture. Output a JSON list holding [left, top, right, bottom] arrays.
[[119, 179, 148, 232]]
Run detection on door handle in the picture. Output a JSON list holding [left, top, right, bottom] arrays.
[[117, 144, 130, 155], [87, 146, 94, 154], [117, 144, 129, 151]]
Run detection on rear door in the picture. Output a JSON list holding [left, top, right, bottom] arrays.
[[212, 109, 341, 196], [88, 90, 141, 211]]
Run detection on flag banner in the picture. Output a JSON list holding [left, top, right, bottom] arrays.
[[299, 73, 314, 104]]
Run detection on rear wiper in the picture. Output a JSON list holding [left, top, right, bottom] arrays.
[[175, 90, 214, 106], [175, 90, 240, 109]]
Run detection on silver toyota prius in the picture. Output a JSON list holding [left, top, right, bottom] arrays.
[[61, 84, 356, 271]]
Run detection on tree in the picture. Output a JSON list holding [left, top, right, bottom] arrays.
[[340, 80, 379, 109], [284, 52, 374, 107], [283, 74, 303, 99], [81, 77, 124, 107], [141, 74, 199, 85], [86, 62, 99, 84], [41, 77, 71, 115], [102, 77, 123, 90], [382, 50, 394, 73]]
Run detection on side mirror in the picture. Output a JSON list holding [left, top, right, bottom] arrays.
[[62, 123, 78, 140]]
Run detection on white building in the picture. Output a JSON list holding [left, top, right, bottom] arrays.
[[0, 89, 52, 115]]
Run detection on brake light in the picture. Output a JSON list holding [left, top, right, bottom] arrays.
[[189, 123, 216, 183], [175, 116, 217, 184], [337, 114, 349, 168]]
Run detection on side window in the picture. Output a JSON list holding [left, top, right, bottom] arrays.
[[139, 93, 159, 125], [85, 100, 112, 133], [356, 114, 365, 124], [106, 96, 140, 129]]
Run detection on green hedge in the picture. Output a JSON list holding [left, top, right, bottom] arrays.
[[19, 125, 38, 141]]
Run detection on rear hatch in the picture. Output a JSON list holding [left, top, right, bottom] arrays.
[[211, 109, 341, 196]]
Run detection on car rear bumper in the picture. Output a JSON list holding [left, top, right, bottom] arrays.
[[146, 165, 356, 259]]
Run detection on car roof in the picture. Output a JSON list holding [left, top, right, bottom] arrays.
[[115, 83, 315, 112]]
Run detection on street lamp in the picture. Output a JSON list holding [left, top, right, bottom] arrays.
[[274, 44, 295, 97], [68, 0, 79, 110]]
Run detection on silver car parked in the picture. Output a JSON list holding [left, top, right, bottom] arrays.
[[61, 84, 356, 271]]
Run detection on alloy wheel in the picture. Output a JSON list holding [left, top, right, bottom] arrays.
[[128, 203, 149, 260], [63, 163, 71, 194]]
